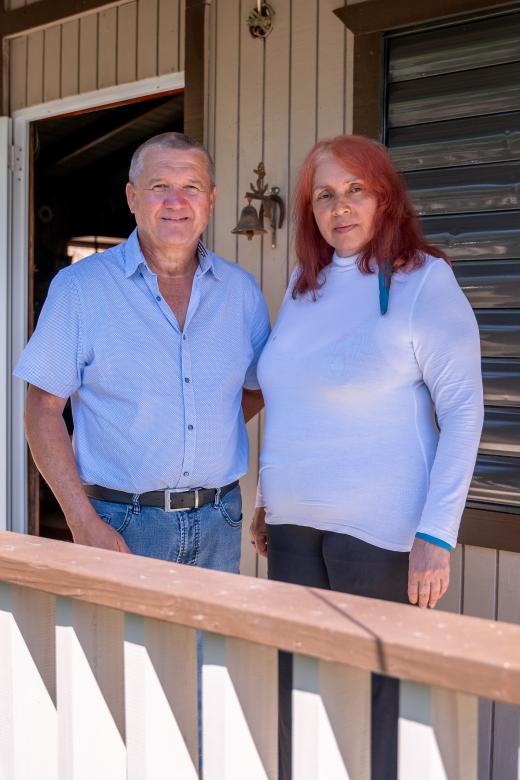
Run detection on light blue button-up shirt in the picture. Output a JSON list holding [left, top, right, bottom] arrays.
[[15, 229, 270, 492]]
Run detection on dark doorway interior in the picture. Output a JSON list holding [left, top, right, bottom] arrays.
[[30, 91, 184, 540]]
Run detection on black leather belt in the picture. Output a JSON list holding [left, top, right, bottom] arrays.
[[85, 480, 239, 512]]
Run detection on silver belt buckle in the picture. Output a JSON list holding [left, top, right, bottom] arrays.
[[165, 489, 182, 512], [164, 488, 199, 512]]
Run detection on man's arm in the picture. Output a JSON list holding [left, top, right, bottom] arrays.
[[25, 385, 131, 552], [241, 388, 264, 423]]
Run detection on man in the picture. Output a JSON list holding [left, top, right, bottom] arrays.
[[15, 132, 269, 575]]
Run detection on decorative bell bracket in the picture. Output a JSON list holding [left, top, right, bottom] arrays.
[[232, 162, 285, 248]]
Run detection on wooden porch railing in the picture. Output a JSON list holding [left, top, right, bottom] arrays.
[[0, 530, 518, 779]]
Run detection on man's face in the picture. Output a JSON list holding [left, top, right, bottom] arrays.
[[126, 147, 216, 252]]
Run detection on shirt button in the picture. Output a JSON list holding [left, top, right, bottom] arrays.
[[185, 377, 190, 383], [187, 424, 194, 430], [183, 335, 187, 341], [156, 295, 161, 301], [183, 471, 189, 477]]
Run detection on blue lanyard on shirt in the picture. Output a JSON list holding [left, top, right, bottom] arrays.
[[378, 263, 392, 315]]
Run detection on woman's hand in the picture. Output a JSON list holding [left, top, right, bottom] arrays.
[[408, 538, 450, 609], [250, 507, 268, 557]]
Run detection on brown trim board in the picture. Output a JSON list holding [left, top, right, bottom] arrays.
[[184, 0, 211, 144], [333, 0, 520, 34], [460, 507, 520, 553], [0, 0, 116, 38]]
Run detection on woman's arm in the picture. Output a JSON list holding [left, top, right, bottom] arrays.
[[409, 259, 484, 607]]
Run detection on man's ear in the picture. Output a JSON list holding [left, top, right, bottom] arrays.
[[209, 185, 217, 214], [126, 182, 136, 213]]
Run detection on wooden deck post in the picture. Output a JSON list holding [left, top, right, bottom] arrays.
[[124, 615, 198, 780], [202, 632, 278, 779], [292, 655, 371, 780]]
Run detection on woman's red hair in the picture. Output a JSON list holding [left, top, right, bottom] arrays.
[[292, 135, 448, 297]]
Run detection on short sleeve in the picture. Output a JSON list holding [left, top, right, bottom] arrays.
[[13, 269, 84, 398], [244, 283, 271, 390]]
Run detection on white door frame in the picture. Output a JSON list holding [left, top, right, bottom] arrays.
[[9, 70, 184, 534]]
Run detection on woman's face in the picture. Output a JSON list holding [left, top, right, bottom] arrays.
[[311, 153, 378, 257]]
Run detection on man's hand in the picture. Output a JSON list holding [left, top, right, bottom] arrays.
[[69, 508, 132, 553], [25, 385, 132, 553], [408, 538, 450, 609], [250, 506, 268, 557]]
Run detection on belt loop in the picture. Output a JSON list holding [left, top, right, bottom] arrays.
[[132, 494, 141, 514], [214, 487, 221, 507]]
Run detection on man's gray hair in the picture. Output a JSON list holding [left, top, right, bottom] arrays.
[[129, 132, 216, 187]]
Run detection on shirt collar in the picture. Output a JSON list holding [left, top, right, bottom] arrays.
[[123, 228, 221, 281]]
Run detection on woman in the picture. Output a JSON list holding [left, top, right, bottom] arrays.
[[250, 135, 484, 780]]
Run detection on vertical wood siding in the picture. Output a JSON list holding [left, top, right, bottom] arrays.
[[208, 0, 351, 576], [7, 0, 185, 112]]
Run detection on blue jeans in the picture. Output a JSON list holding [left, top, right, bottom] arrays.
[[89, 484, 243, 573]]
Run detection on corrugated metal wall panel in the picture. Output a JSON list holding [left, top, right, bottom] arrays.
[[388, 13, 520, 82], [386, 9, 520, 510], [389, 113, 520, 172], [388, 61, 520, 127]]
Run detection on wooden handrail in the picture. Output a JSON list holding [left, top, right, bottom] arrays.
[[0, 531, 519, 705]]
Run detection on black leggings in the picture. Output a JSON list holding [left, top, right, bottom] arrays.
[[267, 523, 410, 780]]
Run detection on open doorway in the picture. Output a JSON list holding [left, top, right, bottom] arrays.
[[30, 90, 184, 540]]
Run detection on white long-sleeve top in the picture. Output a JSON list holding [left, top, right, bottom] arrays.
[[256, 253, 484, 551]]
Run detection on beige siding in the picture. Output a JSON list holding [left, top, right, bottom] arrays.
[[208, 0, 351, 575], [7, 0, 185, 112]]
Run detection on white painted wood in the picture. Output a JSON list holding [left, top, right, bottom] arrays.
[[292, 654, 371, 780], [202, 632, 278, 780], [10, 116, 29, 534], [55, 597, 126, 780], [0, 118, 10, 533], [124, 614, 198, 780], [398, 681, 478, 780], [0, 583, 57, 780], [12, 69, 184, 121]]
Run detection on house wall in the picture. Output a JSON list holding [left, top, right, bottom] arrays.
[[4, 0, 520, 674], [6, 0, 185, 112], [206, 0, 353, 576]]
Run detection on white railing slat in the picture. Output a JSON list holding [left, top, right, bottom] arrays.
[[202, 632, 278, 779], [55, 597, 126, 780], [398, 681, 478, 780], [124, 614, 198, 780], [292, 655, 371, 780], [0, 583, 57, 780]]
